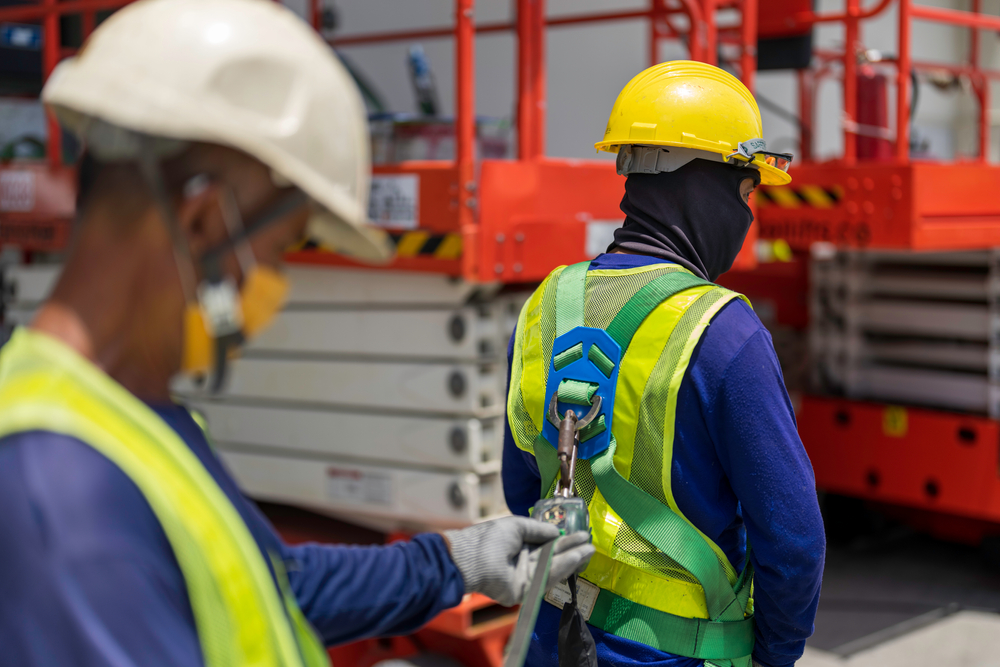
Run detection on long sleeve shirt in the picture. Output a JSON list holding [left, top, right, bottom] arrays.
[[502, 253, 825, 667], [0, 402, 465, 666]]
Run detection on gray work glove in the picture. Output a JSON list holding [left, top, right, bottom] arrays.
[[443, 516, 595, 607]]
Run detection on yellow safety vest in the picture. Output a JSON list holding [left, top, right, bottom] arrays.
[[0, 328, 329, 667], [507, 262, 754, 666]]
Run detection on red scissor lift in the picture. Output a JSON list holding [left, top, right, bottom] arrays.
[[750, 1, 1000, 544]]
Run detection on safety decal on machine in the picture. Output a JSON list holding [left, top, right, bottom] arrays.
[[369, 174, 419, 229], [287, 230, 462, 260], [882, 405, 908, 438], [326, 467, 393, 507], [0, 170, 35, 212], [757, 184, 844, 209], [388, 231, 463, 260]]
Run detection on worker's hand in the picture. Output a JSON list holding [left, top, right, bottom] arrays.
[[443, 516, 595, 607]]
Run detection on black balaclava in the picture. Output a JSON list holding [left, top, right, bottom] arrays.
[[609, 158, 761, 282]]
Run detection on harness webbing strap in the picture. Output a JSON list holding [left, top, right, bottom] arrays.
[[588, 587, 755, 660], [578, 414, 606, 442], [588, 345, 616, 378], [555, 262, 590, 337], [605, 271, 710, 351], [534, 433, 561, 500], [590, 436, 746, 624], [553, 343, 585, 371], [734, 556, 755, 624], [558, 379, 598, 405]]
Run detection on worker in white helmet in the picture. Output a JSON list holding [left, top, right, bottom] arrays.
[[0, 1, 593, 665]]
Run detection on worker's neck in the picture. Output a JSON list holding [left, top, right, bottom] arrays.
[[31, 218, 182, 404]]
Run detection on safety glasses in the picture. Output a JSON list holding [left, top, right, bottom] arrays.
[[756, 152, 793, 172], [727, 139, 793, 174]]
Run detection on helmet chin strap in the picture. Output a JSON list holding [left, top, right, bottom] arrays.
[[135, 139, 199, 305], [196, 256, 245, 393]]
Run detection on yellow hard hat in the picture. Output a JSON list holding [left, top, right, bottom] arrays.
[[596, 60, 792, 186]]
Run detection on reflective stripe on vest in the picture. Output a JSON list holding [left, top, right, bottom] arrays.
[[507, 263, 752, 658], [0, 328, 328, 667]]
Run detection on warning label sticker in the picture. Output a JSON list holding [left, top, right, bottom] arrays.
[[0, 171, 35, 212], [326, 467, 393, 507], [369, 174, 419, 229], [544, 577, 600, 620]]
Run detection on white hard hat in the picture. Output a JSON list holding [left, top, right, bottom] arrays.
[[42, 0, 391, 262]]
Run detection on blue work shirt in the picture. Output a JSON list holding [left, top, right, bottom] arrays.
[[0, 402, 465, 665], [503, 253, 825, 667]]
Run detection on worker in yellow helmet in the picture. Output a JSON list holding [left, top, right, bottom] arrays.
[[502, 62, 825, 667], [0, 1, 594, 664]]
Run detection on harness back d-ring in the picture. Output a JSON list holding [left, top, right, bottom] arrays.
[[546, 393, 603, 431]]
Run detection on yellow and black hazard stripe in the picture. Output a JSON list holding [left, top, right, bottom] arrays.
[[291, 230, 463, 259], [388, 231, 462, 259], [757, 184, 844, 208]]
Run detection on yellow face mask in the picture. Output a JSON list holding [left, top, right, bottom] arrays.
[[181, 265, 290, 375]]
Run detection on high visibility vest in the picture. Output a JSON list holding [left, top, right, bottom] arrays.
[[0, 328, 329, 667], [507, 261, 755, 667]]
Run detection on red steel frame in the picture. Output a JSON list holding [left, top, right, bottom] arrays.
[[0, 0, 124, 249], [11, 1, 1000, 259], [299, 0, 760, 280], [746, 2, 1000, 534], [799, 397, 1000, 542]]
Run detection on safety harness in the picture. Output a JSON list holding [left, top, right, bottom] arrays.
[[527, 261, 755, 667]]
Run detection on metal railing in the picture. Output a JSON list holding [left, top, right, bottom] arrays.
[[0, 0, 761, 172], [791, 0, 1000, 165]]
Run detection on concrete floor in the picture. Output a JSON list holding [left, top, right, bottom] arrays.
[[801, 504, 1000, 666], [799, 611, 1000, 666]]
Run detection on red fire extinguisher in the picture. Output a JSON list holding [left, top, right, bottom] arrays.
[[856, 64, 893, 161]]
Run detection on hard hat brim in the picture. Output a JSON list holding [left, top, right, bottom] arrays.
[[307, 209, 393, 264], [758, 163, 792, 186], [597, 139, 792, 186]]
